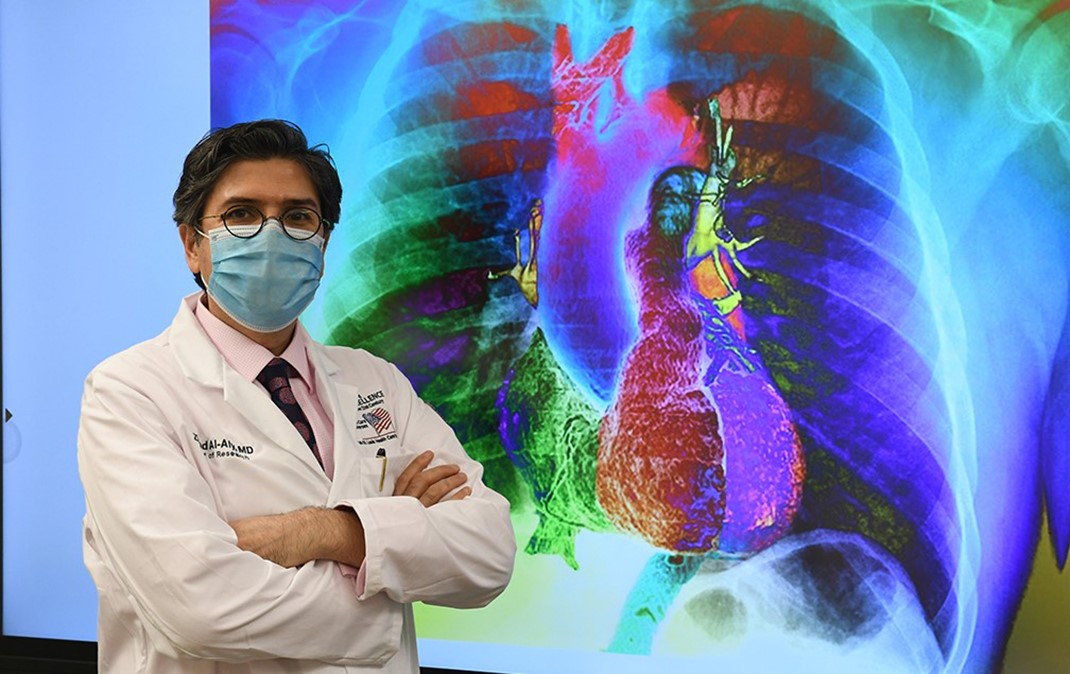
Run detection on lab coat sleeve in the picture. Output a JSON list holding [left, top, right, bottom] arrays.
[[78, 363, 400, 665], [339, 363, 516, 608]]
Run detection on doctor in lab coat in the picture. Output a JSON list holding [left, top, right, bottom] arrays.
[[77, 120, 516, 673]]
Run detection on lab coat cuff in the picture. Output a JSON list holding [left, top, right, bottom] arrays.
[[337, 561, 367, 597], [336, 498, 384, 600]]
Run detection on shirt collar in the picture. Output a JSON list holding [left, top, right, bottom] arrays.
[[193, 293, 315, 387]]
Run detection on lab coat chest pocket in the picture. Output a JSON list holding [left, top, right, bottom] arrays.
[[359, 451, 422, 499], [331, 381, 412, 498]]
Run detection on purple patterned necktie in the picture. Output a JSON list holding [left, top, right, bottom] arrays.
[[256, 357, 323, 468]]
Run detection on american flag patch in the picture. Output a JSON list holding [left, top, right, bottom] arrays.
[[363, 408, 392, 435]]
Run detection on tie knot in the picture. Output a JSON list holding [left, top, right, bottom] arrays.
[[257, 357, 295, 388]]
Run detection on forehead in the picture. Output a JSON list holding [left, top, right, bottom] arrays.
[[205, 158, 318, 208]]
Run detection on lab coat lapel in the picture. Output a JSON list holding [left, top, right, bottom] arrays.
[[307, 344, 364, 492], [222, 366, 318, 463]]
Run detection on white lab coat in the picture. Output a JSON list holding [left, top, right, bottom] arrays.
[[78, 294, 516, 673]]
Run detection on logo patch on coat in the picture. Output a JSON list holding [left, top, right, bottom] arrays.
[[357, 390, 385, 411], [362, 408, 393, 435], [354, 391, 398, 444]]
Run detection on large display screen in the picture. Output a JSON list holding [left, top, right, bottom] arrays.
[[3, 1, 1069, 672]]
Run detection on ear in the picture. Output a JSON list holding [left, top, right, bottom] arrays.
[[178, 224, 204, 277]]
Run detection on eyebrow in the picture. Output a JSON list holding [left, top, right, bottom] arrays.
[[218, 196, 321, 210]]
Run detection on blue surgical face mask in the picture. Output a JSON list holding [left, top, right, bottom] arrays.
[[204, 221, 325, 333]]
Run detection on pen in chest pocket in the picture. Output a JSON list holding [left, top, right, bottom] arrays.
[[376, 447, 387, 492]]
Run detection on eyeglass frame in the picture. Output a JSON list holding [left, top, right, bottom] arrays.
[[195, 204, 333, 241]]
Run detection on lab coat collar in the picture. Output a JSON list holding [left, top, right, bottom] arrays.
[[171, 293, 227, 387], [170, 292, 342, 389]]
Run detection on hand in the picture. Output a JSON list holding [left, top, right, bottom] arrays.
[[394, 450, 471, 506], [230, 507, 365, 568]]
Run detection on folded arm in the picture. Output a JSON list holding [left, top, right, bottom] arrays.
[[230, 450, 470, 568], [78, 367, 399, 665]]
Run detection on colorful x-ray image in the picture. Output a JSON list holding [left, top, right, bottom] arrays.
[[210, 1, 1070, 671]]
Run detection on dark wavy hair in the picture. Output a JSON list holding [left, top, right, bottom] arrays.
[[172, 119, 342, 288]]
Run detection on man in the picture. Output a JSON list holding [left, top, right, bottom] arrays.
[[77, 120, 516, 673]]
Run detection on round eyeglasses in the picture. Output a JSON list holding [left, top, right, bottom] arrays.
[[197, 205, 329, 241]]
